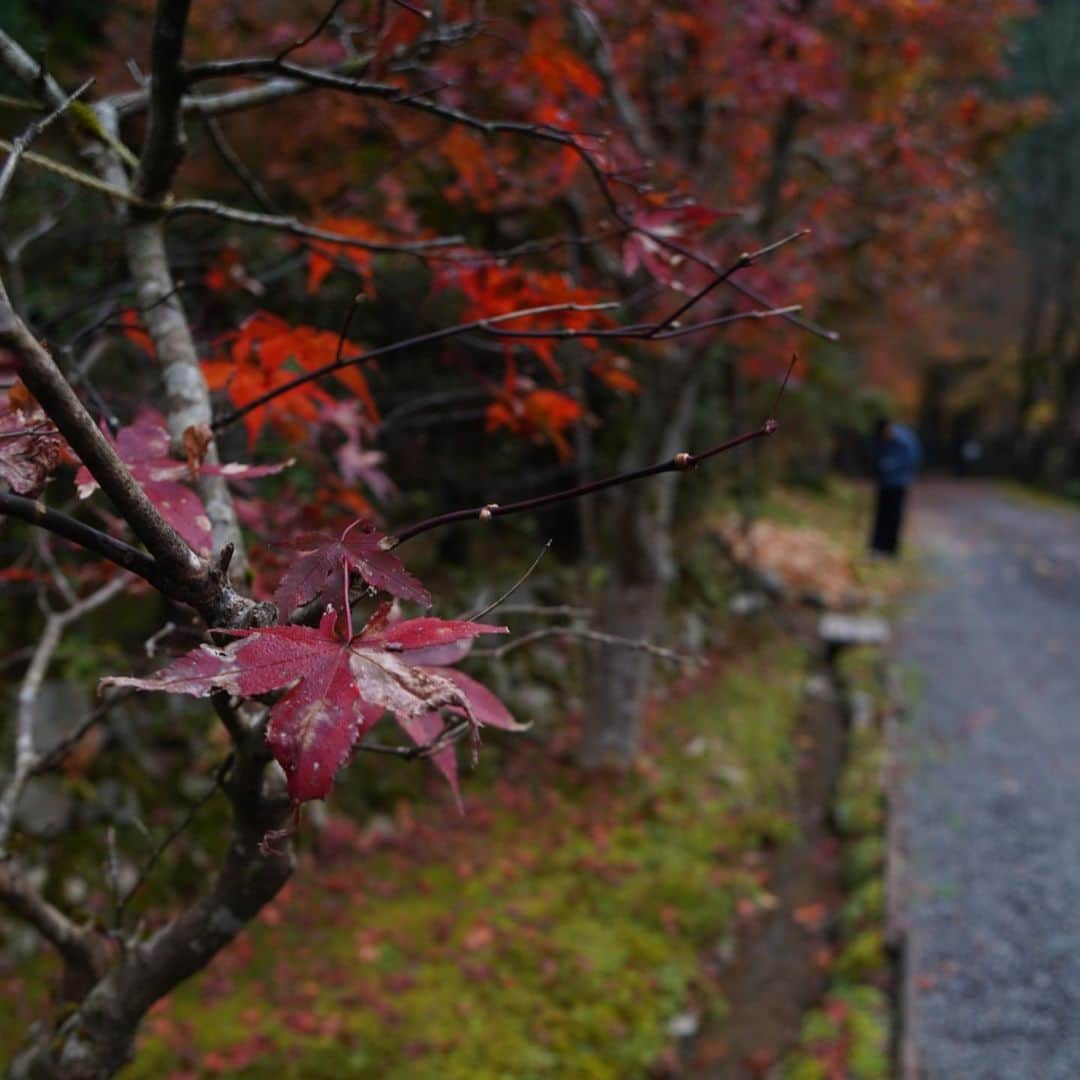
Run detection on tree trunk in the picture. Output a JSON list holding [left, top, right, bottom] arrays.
[[578, 348, 701, 769]]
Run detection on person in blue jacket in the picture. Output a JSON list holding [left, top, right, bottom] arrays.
[[869, 418, 922, 556]]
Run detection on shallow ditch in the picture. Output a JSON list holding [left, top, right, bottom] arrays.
[[684, 655, 868, 1078]]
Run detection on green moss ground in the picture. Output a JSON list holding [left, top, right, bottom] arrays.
[[112, 634, 804, 1079]]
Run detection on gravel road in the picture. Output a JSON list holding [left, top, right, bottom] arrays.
[[896, 481, 1080, 1079]]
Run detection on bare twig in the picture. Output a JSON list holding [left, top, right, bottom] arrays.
[[274, 0, 350, 62], [389, 415, 782, 547], [356, 716, 473, 759], [0, 575, 129, 853], [31, 688, 136, 776], [0, 78, 92, 205], [0, 490, 163, 586], [462, 540, 552, 622], [202, 116, 278, 212], [166, 199, 465, 254], [474, 625, 697, 666], [0, 141, 150, 205], [0, 861, 108, 993], [645, 229, 809, 338], [33, 532, 77, 606], [118, 754, 233, 918]]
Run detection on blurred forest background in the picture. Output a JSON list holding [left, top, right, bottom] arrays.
[[0, 1, 1076, 1077]]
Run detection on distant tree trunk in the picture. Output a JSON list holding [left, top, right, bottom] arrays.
[[1037, 256, 1078, 486], [578, 348, 701, 768], [1015, 255, 1047, 462]]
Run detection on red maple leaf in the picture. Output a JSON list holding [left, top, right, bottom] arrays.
[[436, 263, 610, 381], [102, 607, 519, 804], [486, 379, 585, 462], [273, 519, 430, 618], [203, 311, 378, 448], [622, 202, 726, 287], [0, 384, 69, 496], [305, 216, 380, 295], [76, 408, 288, 554]]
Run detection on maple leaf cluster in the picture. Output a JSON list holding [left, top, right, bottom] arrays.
[[75, 408, 288, 555], [200, 311, 379, 448], [105, 517, 522, 808]]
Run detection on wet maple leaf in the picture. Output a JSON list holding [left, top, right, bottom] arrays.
[[0, 385, 68, 496], [401, 666, 520, 809], [102, 608, 517, 804], [76, 408, 288, 554], [274, 519, 431, 617]]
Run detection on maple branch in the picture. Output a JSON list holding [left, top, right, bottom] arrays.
[[274, 0, 349, 62], [117, 754, 232, 920], [474, 626, 697, 667], [357, 715, 473, 760], [0, 493, 162, 584], [201, 115, 277, 212], [645, 229, 809, 337], [121, 78, 316, 120], [0, 282, 206, 583], [133, 0, 193, 205], [210, 300, 618, 432], [180, 57, 642, 214], [485, 304, 802, 344], [0, 78, 93, 205], [167, 199, 465, 254], [389, 418, 780, 547], [727, 277, 837, 342], [211, 297, 796, 438], [121, 37, 834, 348]]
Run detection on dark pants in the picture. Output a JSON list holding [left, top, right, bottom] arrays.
[[870, 484, 907, 555]]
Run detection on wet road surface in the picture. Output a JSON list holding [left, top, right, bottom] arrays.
[[897, 482, 1080, 1079]]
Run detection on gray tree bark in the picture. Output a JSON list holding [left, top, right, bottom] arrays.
[[578, 347, 702, 768]]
